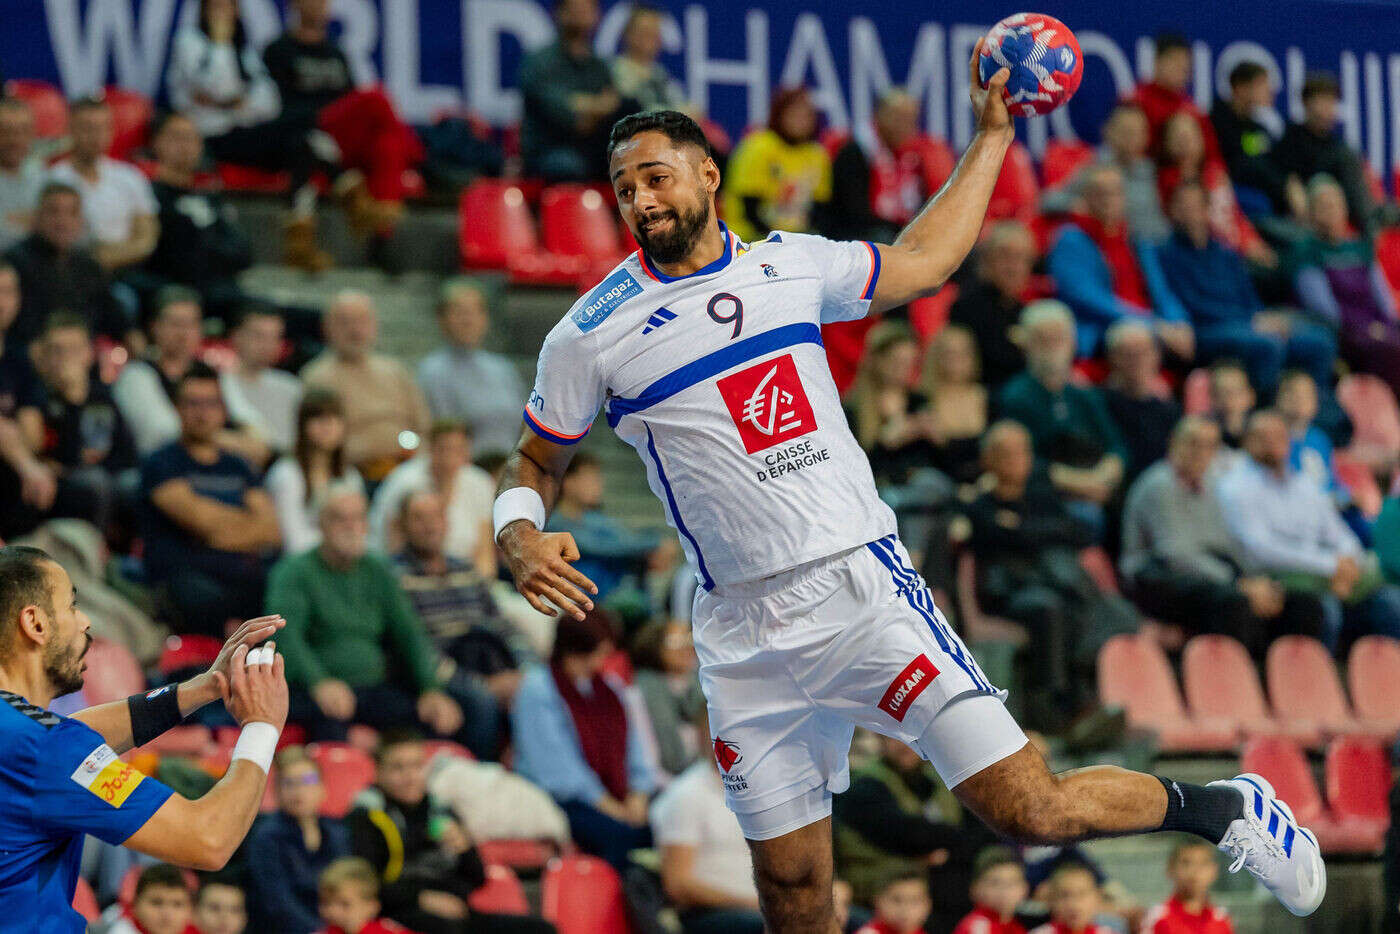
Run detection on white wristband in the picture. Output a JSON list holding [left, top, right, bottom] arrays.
[[231, 721, 280, 775], [493, 487, 547, 542]]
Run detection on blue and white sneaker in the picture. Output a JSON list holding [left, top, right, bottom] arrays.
[[1207, 773, 1326, 916]]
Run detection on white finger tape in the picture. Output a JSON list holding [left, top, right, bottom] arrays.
[[247, 646, 274, 666]]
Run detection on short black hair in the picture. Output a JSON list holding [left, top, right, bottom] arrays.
[[1303, 71, 1340, 102], [42, 310, 90, 337], [608, 110, 712, 163], [175, 361, 221, 400], [151, 109, 195, 140], [972, 846, 1024, 883], [1154, 32, 1190, 57], [154, 284, 203, 320], [374, 728, 426, 764], [0, 546, 56, 653], [135, 863, 190, 901], [37, 180, 81, 205], [563, 451, 600, 477], [1229, 61, 1268, 89]]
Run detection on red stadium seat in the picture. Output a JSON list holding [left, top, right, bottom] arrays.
[[138, 724, 216, 758], [157, 633, 224, 675], [1347, 636, 1400, 738], [458, 179, 584, 286], [1338, 374, 1400, 479], [954, 551, 1029, 648], [1333, 452, 1384, 518], [1324, 734, 1390, 851], [72, 877, 100, 921], [217, 162, 293, 193], [986, 141, 1039, 223], [423, 739, 474, 762], [819, 127, 851, 160], [5, 79, 68, 139], [469, 864, 531, 915], [1097, 633, 1236, 752], [540, 184, 627, 263], [821, 317, 880, 396], [308, 742, 376, 817], [1041, 138, 1094, 189], [103, 86, 153, 160], [1375, 227, 1400, 298], [1266, 636, 1391, 742], [1242, 734, 1382, 854], [1182, 635, 1312, 743], [82, 639, 146, 705], [478, 838, 559, 871], [541, 855, 631, 934]]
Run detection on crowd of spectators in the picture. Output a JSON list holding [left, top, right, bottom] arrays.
[[2, 3, 1399, 930]]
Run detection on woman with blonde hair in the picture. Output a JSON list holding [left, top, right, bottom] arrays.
[[918, 323, 988, 483], [843, 322, 935, 487]]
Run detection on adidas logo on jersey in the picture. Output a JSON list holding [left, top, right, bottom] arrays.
[[641, 307, 677, 334]]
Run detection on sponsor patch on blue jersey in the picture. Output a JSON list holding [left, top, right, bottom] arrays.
[[573, 269, 643, 333]]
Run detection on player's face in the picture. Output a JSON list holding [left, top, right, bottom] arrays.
[[872, 879, 931, 934], [1048, 869, 1100, 929], [41, 562, 91, 697], [611, 131, 717, 265], [320, 885, 378, 934], [194, 885, 247, 934], [971, 864, 1029, 919], [133, 885, 195, 934], [1169, 846, 1220, 900]]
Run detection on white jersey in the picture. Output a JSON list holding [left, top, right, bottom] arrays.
[[525, 221, 896, 588]]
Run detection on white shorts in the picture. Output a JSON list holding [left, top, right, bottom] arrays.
[[693, 534, 1028, 840]]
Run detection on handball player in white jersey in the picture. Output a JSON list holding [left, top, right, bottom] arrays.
[[493, 41, 1325, 932]]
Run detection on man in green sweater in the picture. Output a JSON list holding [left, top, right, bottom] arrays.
[[267, 483, 472, 748]]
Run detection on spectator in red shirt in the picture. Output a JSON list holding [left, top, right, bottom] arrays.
[[953, 847, 1029, 934], [855, 870, 932, 934], [1158, 112, 1272, 266], [317, 857, 415, 934], [1143, 840, 1234, 934], [1028, 862, 1112, 934], [1131, 33, 1220, 163]]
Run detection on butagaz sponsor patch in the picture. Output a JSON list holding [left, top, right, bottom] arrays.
[[878, 654, 940, 722], [70, 743, 145, 807], [573, 269, 642, 332]]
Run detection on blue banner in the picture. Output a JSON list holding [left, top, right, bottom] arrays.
[[4, 0, 1399, 179]]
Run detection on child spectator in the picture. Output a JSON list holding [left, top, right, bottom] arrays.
[[953, 847, 1029, 934], [194, 880, 248, 934], [108, 863, 196, 934], [1029, 862, 1111, 934], [1143, 839, 1234, 934], [316, 857, 409, 934], [855, 870, 933, 934]]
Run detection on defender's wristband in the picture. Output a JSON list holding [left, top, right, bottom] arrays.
[[493, 487, 547, 542], [127, 685, 183, 747], [231, 721, 280, 774]]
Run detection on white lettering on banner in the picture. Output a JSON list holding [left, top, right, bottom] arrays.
[[336, 0, 382, 85], [848, 19, 947, 141], [596, 2, 682, 58], [384, 0, 462, 118], [1341, 52, 1362, 151], [1214, 41, 1284, 134], [949, 22, 988, 149], [779, 13, 849, 128], [1367, 53, 1385, 172], [684, 5, 769, 127], [1391, 56, 1400, 170], [465, 0, 553, 125], [44, 0, 179, 96]]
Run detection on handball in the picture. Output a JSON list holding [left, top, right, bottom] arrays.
[[978, 13, 1083, 117]]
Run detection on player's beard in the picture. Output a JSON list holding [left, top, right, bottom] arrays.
[[635, 193, 712, 265], [44, 630, 90, 697]]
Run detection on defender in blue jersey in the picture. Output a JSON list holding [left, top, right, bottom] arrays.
[[0, 545, 288, 933], [493, 40, 1325, 934]]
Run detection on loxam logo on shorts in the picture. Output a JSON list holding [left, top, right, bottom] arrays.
[[878, 654, 940, 722], [573, 268, 642, 333]]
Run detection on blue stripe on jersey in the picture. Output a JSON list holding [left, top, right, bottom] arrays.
[[861, 241, 882, 300], [522, 407, 589, 445], [865, 536, 992, 692], [640, 221, 735, 283], [644, 423, 714, 591], [606, 322, 823, 427]]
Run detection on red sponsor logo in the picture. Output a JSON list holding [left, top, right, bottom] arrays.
[[878, 654, 939, 722], [716, 354, 817, 454], [713, 737, 743, 773]]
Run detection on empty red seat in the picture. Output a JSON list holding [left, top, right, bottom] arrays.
[[458, 179, 584, 286], [72, 877, 100, 922], [138, 724, 216, 758], [1325, 734, 1390, 833], [469, 864, 531, 915], [1097, 633, 1236, 752], [83, 639, 146, 705], [1347, 635, 1400, 738], [103, 86, 153, 160], [1241, 734, 1382, 854], [541, 855, 630, 934], [1041, 138, 1095, 189], [6, 79, 67, 138], [986, 142, 1039, 223], [1182, 635, 1312, 743], [1266, 635, 1389, 742], [540, 184, 626, 263], [478, 838, 558, 871], [308, 742, 376, 817], [1338, 373, 1400, 479], [158, 633, 224, 675]]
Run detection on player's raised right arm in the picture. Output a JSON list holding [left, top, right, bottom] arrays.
[[122, 644, 286, 871], [495, 430, 599, 621]]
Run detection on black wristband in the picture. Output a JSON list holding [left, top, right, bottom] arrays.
[[127, 684, 183, 747]]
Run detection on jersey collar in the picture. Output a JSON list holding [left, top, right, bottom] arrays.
[[637, 220, 737, 283]]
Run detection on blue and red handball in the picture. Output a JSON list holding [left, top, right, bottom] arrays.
[[978, 13, 1084, 117]]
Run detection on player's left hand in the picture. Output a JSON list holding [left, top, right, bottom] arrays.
[[418, 689, 464, 736], [206, 615, 285, 704], [969, 37, 1014, 135]]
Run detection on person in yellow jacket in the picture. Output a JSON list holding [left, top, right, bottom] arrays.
[[722, 86, 832, 242]]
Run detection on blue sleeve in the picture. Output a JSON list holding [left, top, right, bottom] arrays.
[[1048, 229, 1139, 328], [139, 446, 179, 500], [1134, 240, 1189, 323], [625, 707, 659, 796], [509, 668, 608, 805], [31, 718, 175, 846], [246, 822, 323, 934]]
